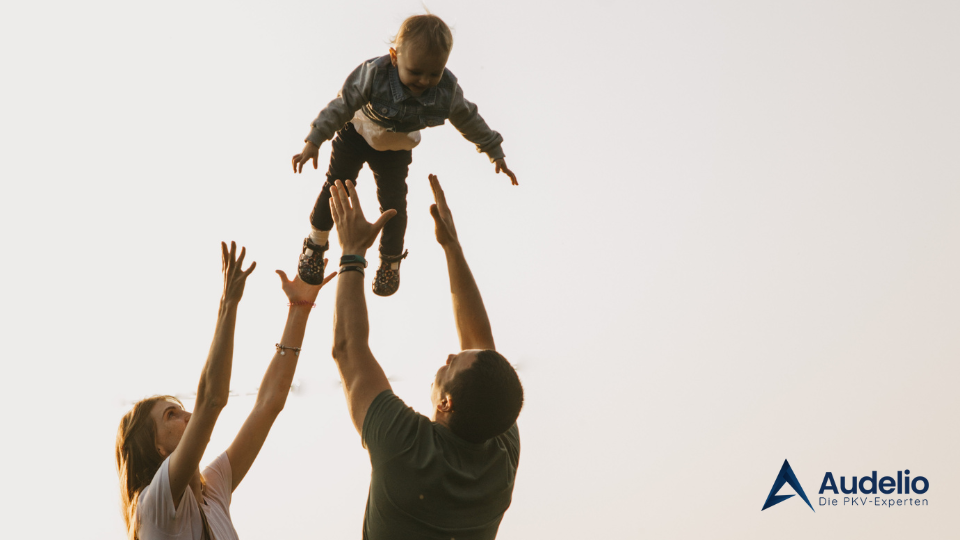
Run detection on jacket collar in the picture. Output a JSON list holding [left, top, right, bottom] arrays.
[[388, 63, 438, 105]]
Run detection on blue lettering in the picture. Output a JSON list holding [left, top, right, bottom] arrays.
[[819, 472, 838, 494], [840, 476, 858, 494], [912, 476, 929, 494], [879, 476, 896, 494], [859, 471, 877, 494]]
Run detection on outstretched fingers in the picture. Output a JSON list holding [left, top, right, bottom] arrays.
[[329, 183, 345, 224], [371, 209, 397, 233], [335, 180, 351, 210], [429, 174, 447, 206], [344, 180, 360, 207], [235, 246, 246, 269]]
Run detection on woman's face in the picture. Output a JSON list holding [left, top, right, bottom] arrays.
[[150, 399, 191, 458]]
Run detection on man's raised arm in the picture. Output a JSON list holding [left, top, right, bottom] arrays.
[[329, 180, 396, 434], [428, 174, 496, 351]]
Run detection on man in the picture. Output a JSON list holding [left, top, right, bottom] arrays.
[[327, 174, 524, 540]]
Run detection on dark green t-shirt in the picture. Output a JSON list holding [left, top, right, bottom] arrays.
[[361, 390, 520, 540]]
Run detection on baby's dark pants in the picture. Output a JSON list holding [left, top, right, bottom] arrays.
[[309, 122, 412, 257]]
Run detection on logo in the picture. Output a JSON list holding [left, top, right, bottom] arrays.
[[762, 459, 815, 512]]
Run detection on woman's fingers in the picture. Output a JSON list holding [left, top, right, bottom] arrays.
[[236, 246, 246, 269]]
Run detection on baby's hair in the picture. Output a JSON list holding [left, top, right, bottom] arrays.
[[393, 14, 453, 57]]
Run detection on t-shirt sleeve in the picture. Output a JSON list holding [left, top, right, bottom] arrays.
[[137, 458, 184, 534], [201, 452, 233, 511], [499, 423, 520, 468], [362, 390, 429, 466]]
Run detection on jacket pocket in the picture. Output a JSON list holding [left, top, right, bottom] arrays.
[[370, 100, 401, 119]]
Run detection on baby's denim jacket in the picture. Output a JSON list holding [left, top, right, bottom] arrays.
[[306, 55, 504, 161]]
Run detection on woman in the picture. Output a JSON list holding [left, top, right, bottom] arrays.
[[115, 242, 334, 539]]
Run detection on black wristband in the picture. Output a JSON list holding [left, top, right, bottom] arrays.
[[340, 254, 367, 268], [339, 265, 364, 277]]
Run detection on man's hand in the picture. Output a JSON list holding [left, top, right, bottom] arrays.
[[276, 264, 335, 305], [429, 174, 460, 248], [292, 141, 320, 173], [328, 180, 396, 255], [221, 241, 256, 304], [494, 158, 518, 185]]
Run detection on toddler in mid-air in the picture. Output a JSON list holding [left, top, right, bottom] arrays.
[[292, 14, 516, 296]]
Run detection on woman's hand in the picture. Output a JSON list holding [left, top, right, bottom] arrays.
[[221, 241, 256, 304], [276, 263, 335, 305]]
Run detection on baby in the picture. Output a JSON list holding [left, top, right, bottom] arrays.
[[292, 14, 516, 296]]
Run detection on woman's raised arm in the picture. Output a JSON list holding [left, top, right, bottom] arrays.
[[226, 264, 336, 491], [168, 242, 256, 505]]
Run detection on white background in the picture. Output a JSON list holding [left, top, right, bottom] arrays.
[[1, 1, 958, 538]]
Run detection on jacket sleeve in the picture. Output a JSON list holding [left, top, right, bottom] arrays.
[[305, 61, 377, 146], [448, 84, 505, 162]]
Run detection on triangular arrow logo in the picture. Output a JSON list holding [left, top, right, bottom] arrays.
[[762, 459, 815, 512]]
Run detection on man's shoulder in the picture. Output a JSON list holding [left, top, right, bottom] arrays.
[[363, 390, 433, 457]]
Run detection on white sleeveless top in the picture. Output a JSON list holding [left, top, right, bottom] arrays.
[[351, 110, 422, 151], [137, 452, 239, 540]]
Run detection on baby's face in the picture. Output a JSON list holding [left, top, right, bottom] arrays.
[[390, 45, 449, 97]]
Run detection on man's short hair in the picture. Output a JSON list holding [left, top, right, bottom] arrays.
[[446, 350, 523, 443]]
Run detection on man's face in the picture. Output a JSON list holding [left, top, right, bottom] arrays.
[[431, 349, 480, 408]]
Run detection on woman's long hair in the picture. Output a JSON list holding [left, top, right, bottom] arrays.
[[116, 395, 182, 540]]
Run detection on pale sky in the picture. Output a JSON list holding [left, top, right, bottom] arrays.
[[2, 1, 959, 538]]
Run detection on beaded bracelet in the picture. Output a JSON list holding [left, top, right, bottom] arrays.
[[288, 301, 316, 308], [275, 343, 301, 356]]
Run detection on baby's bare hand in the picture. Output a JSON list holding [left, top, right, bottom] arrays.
[[292, 142, 320, 174], [494, 158, 518, 185]]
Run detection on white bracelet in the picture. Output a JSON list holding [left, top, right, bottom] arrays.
[[275, 343, 300, 356]]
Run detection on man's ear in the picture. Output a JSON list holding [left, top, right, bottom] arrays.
[[389, 47, 398, 66], [437, 394, 453, 413]]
